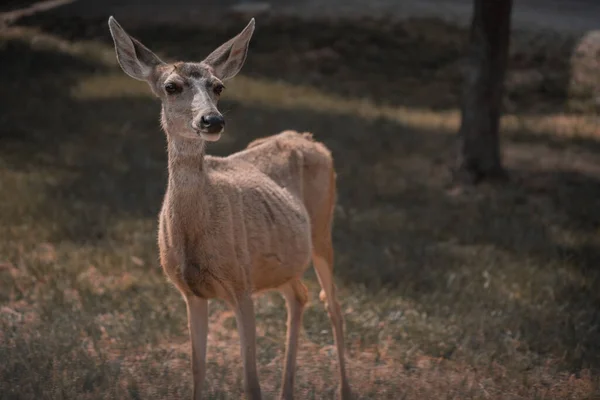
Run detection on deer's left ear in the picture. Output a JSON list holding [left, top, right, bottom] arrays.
[[202, 18, 255, 81]]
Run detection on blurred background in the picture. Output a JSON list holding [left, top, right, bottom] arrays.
[[1, 0, 599, 398]]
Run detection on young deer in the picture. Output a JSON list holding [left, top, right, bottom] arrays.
[[108, 17, 351, 400]]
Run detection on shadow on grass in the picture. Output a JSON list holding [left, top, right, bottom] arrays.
[[16, 12, 593, 115], [0, 35, 168, 243]]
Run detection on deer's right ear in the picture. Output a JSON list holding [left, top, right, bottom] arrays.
[[108, 16, 164, 81]]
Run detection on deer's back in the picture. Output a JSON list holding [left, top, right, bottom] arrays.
[[235, 130, 336, 244]]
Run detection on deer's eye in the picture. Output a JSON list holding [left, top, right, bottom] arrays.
[[165, 82, 182, 95], [213, 84, 224, 96]]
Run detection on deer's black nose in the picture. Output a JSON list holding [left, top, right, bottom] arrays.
[[200, 114, 225, 133]]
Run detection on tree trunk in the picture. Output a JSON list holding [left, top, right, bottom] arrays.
[[454, 0, 513, 185]]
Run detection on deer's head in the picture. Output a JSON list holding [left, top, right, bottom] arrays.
[[108, 16, 255, 142]]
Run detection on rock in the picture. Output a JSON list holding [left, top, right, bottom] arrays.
[[569, 30, 600, 111]]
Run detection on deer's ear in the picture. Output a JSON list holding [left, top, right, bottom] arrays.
[[108, 16, 164, 81], [203, 18, 255, 81]]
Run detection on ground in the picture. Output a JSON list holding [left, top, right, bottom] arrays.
[[1, 5, 600, 400]]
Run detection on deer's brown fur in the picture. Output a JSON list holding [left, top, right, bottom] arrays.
[[158, 130, 333, 300], [108, 16, 350, 400]]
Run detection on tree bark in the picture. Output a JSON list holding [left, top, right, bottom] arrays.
[[454, 0, 513, 185]]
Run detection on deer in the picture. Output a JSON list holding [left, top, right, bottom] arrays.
[[107, 16, 351, 400]]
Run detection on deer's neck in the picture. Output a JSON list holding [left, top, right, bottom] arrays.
[[161, 111, 217, 258], [167, 135, 206, 178], [165, 133, 209, 216], [161, 105, 207, 189]]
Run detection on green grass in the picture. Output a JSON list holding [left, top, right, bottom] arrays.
[[1, 16, 600, 399]]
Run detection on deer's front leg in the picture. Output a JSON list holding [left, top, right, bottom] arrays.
[[233, 292, 262, 400], [279, 280, 308, 400], [186, 295, 209, 400]]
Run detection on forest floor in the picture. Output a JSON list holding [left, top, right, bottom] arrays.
[[1, 9, 600, 400]]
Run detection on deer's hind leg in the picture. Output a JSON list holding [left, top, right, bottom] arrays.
[[278, 279, 308, 400], [312, 236, 351, 400]]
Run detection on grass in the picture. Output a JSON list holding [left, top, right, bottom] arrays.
[[1, 14, 600, 399]]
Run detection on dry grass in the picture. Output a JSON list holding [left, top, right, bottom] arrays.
[[1, 15, 600, 400]]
